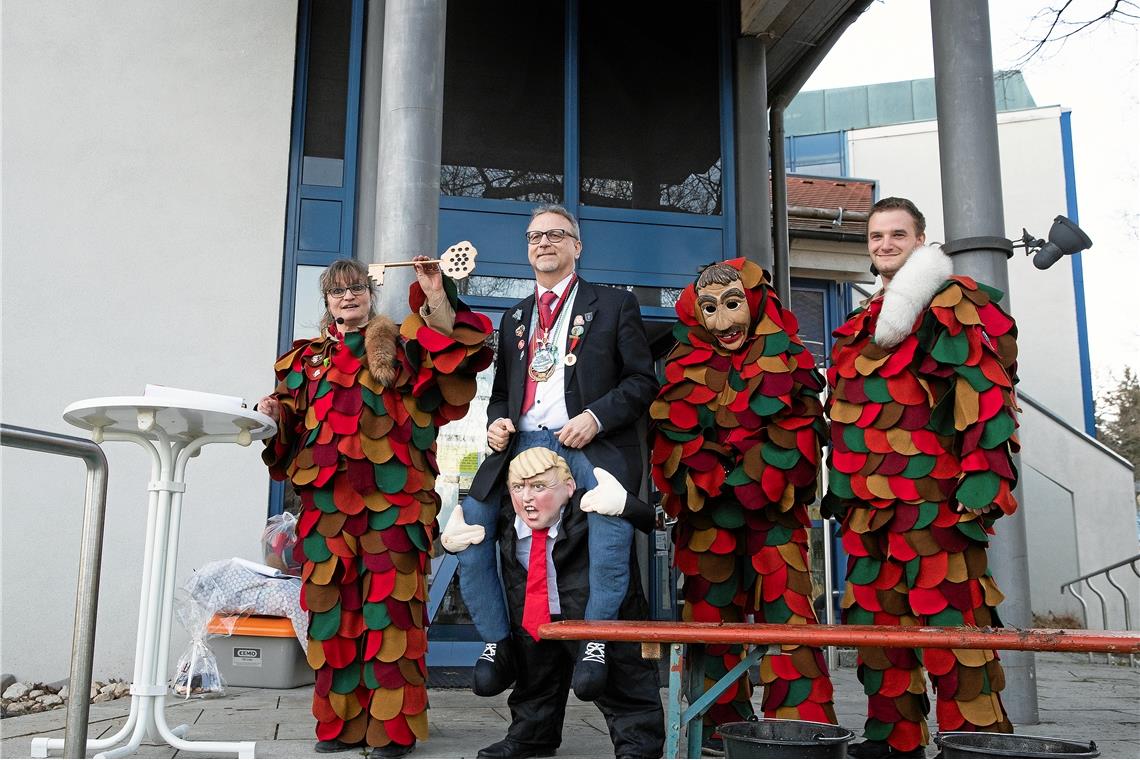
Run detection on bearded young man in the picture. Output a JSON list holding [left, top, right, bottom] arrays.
[[651, 258, 837, 750], [823, 197, 1020, 758]]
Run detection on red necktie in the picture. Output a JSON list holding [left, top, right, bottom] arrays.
[[521, 527, 551, 641], [521, 290, 559, 415]]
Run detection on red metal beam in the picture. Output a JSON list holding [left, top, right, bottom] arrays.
[[538, 620, 1140, 654]]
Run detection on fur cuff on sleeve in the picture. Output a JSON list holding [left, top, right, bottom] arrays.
[[364, 315, 399, 388], [875, 244, 952, 348]]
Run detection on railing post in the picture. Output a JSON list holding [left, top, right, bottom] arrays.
[[1104, 569, 1135, 667], [1, 423, 108, 759], [1062, 583, 1094, 664]]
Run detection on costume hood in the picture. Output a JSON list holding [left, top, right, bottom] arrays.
[[675, 258, 798, 351]]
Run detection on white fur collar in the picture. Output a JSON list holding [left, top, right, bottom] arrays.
[[874, 244, 953, 348]]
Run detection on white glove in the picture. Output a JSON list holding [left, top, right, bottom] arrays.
[[580, 467, 626, 516], [440, 505, 485, 553]]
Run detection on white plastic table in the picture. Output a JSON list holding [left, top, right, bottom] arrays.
[[32, 394, 276, 759]]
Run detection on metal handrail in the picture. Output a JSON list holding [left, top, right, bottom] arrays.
[[1, 423, 108, 758], [1061, 552, 1139, 667]]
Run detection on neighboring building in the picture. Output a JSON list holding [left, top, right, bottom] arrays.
[[2, 0, 1134, 684]]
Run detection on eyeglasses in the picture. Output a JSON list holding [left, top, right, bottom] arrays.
[[525, 228, 577, 245], [326, 283, 370, 298]]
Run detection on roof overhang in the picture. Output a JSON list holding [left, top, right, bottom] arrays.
[[740, 0, 875, 102]]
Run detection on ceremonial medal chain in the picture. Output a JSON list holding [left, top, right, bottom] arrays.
[[528, 278, 577, 383]]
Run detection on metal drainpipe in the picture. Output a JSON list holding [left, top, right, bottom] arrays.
[[770, 107, 792, 304], [931, 0, 1039, 725], [735, 35, 771, 269], [373, 0, 447, 319], [767, 5, 869, 307]]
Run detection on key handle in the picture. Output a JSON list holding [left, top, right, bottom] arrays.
[[368, 241, 478, 285]]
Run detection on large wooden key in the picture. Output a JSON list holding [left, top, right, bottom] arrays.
[[368, 240, 478, 285]]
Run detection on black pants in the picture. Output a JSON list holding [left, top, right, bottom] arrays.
[[506, 636, 665, 758]]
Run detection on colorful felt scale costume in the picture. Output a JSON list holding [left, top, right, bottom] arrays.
[[650, 258, 836, 735], [823, 245, 1019, 753], [264, 282, 492, 749]]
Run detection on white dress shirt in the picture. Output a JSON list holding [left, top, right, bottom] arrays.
[[519, 274, 578, 432], [513, 513, 563, 614]]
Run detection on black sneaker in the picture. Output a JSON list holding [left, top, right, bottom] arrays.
[[571, 640, 608, 702], [846, 739, 926, 758], [473, 638, 517, 697]]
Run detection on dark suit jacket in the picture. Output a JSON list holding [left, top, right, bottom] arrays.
[[498, 490, 652, 630], [469, 278, 657, 500]]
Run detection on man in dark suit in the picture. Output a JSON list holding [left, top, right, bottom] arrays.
[[442, 204, 657, 702], [460, 448, 664, 759]]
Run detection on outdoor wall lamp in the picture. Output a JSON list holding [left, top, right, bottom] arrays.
[[1014, 216, 1094, 270], [941, 215, 1093, 270]]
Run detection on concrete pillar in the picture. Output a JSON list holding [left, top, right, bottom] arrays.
[[931, 0, 1039, 725], [354, 0, 385, 261], [373, 0, 447, 319]]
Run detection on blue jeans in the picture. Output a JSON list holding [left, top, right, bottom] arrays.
[[456, 429, 635, 642]]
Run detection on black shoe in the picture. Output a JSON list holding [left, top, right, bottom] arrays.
[[846, 739, 926, 758], [476, 737, 558, 758], [570, 640, 608, 702], [473, 638, 517, 697], [314, 739, 363, 753], [700, 736, 724, 757], [368, 741, 415, 759]]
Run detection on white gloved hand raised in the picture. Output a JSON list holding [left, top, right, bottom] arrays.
[[580, 467, 626, 516], [440, 504, 485, 553]]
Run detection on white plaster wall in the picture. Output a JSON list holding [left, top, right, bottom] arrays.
[[1017, 397, 1139, 628], [1, 1, 298, 680], [847, 108, 1088, 430]]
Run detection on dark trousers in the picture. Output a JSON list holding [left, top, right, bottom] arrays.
[[506, 636, 665, 758]]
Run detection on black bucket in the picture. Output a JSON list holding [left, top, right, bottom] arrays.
[[935, 732, 1100, 759], [718, 719, 853, 759]]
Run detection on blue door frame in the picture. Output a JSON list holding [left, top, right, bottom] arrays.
[[270, 0, 365, 517]]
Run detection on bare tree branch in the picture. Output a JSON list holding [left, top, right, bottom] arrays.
[[1013, 0, 1140, 67]]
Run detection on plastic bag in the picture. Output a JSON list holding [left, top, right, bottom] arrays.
[[181, 557, 307, 650], [262, 512, 302, 575], [172, 591, 238, 699]]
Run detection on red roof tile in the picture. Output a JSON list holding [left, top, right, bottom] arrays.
[[781, 175, 874, 236]]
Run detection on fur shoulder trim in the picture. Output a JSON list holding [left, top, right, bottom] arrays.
[[875, 244, 952, 348], [364, 316, 399, 387]]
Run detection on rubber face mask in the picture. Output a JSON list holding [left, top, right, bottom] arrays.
[[696, 281, 751, 351], [509, 470, 574, 531]]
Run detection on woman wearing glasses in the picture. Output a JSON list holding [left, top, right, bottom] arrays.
[[257, 257, 493, 758]]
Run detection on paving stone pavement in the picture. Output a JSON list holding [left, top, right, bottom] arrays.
[[2, 652, 1136, 758]]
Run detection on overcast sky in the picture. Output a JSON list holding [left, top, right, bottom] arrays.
[[804, 0, 1140, 393]]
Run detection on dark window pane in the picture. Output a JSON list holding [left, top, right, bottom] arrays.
[[441, 1, 564, 201], [302, 0, 350, 187], [580, 4, 721, 214], [791, 287, 827, 367]]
